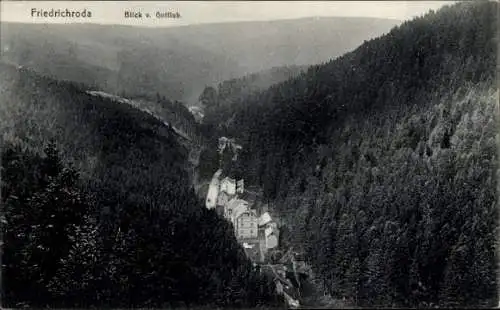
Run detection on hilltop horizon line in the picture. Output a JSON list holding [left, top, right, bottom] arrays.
[[0, 15, 404, 29]]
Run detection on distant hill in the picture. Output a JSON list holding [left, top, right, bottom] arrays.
[[201, 2, 498, 307], [0, 62, 277, 308], [197, 65, 307, 126], [0, 22, 244, 104], [217, 65, 308, 105], [1, 17, 399, 104], [169, 17, 401, 73]]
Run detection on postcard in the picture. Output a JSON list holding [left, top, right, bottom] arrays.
[[0, 1, 497, 308]]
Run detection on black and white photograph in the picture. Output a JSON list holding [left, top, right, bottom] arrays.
[[0, 0, 498, 308]]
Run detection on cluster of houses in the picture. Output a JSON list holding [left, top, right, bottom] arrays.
[[205, 137, 279, 262], [204, 137, 305, 308]]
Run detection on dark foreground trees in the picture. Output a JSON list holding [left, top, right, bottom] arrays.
[[1, 141, 277, 308], [0, 61, 280, 308]]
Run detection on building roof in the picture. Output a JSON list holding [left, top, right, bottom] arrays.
[[238, 192, 256, 206], [233, 205, 256, 222], [259, 212, 272, 226], [213, 169, 223, 179], [227, 198, 248, 210], [222, 176, 236, 183], [227, 198, 249, 221], [220, 177, 237, 195]]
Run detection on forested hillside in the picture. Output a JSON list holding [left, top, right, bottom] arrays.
[[202, 2, 498, 307], [0, 63, 277, 308], [197, 65, 306, 181], [1, 17, 398, 104], [200, 65, 305, 118]]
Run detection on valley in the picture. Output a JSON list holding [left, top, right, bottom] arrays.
[[85, 88, 330, 308]]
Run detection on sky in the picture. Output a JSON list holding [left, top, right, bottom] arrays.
[[1, 1, 454, 27]]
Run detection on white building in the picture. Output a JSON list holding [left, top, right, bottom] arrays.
[[265, 226, 278, 249], [225, 198, 258, 240], [236, 179, 244, 194], [206, 169, 222, 209], [220, 177, 236, 196], [258, 212, 279, 250], [235, 208, 258, 240], [258, 212, 272, 227]]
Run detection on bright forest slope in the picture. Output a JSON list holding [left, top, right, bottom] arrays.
[[205, 2, 498, 307], [0, 63, 276, 308], [198, 65, 307, 146]]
